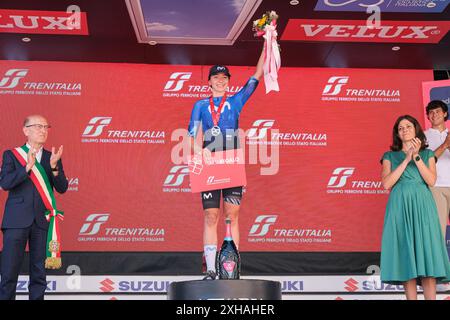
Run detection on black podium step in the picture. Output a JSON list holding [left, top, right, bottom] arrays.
[[168, 279, 282, 300]]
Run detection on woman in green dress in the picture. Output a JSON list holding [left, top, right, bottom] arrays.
[[380, 115, 450, 300]]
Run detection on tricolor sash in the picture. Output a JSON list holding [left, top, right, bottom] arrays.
[[12, 145, 64, 269]]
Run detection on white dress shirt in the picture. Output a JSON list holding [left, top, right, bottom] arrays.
[[425, 127, 450, 187], [26, 143, 43, 163]]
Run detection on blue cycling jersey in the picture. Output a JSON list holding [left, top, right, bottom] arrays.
[[187, 77, 259, 150]]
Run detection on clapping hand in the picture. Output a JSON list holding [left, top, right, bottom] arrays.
[[26, 148, 37, 172], [410, 138, 421, 155], [50, 145, 63, 169], [445, 134, 450, 150], [405, 138, 421, 161]]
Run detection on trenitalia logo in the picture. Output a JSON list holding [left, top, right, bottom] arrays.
[[248, 215, 332, 244], [321, 76, 401, 103], [82, 117, 112, 137], [322, 76, 349, 96], [163, 165, 190, 187], [0, 69, 28, 89], [249, 215, 278, 237], [247, 120, 275, 139], [81, 117, 165, 144], [0, 67, 82, 96], [327, 168, 355, 188], [246, 119, 327, 147], [281, 19, 450, 43], [0, 9, 89, 35], [327, 167, 387, 195], [164, 72, 192, 92], [79, 214, 110, 236]]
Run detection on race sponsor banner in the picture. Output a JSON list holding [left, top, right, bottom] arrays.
[[314, 0, 449, 13], [14, 294, 450, 300], [281, 19, 450, 43], [0, 9, 89, 35], [0, 60, 433, 252], [4, 274, 440, 294]]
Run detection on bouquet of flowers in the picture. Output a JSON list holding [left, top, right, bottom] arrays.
[[252, 11, 281, 93], [253, 11, 279, 37]]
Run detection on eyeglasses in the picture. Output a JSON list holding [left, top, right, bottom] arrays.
[[25, 124, 51, 130]]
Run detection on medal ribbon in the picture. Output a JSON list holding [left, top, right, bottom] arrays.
[[209, 93, 227, 127]]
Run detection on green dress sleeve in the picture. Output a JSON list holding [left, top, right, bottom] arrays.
[[380, 151, 391, 164], [422, 149, 436, 165]]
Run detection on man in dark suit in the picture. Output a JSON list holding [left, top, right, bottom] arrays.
[[0, 115, 68, 300]]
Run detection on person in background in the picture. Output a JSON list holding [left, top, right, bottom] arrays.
[[380, 114, 450, 300], [0, 115, 68, 300], [424, 100, 450, 292]]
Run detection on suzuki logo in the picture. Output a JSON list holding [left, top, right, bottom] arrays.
[[344, 278, 359, 292], [82, 117, 112, 137], [322, 76, 349, 95], [247, 120, 275, 139], [164, 72, 192, 92], [100, 278, 115, 293], [249, 215, 278, 237], [0, 69, 28, 89], [327, 167, 355, 188], [79, 213, 110, 235], [163, 165, 190, 187]]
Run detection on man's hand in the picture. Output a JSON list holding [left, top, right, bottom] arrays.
[[445, 134, 450, 150], [50, 145, 63, 169], [26, 148, 37, 172]]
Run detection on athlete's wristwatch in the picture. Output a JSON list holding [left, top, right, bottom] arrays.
[[414, 155, 421, 162]]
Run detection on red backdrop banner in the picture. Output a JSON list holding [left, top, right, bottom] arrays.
[[0, 61, 433, 252]]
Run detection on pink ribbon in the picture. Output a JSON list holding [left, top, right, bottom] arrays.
[[262, 20, 281, 94]]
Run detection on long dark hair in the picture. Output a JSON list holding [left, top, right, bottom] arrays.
[[390, 115, 428, 151]]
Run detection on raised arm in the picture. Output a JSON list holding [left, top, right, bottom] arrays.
[[252, 45, 265, 81]]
